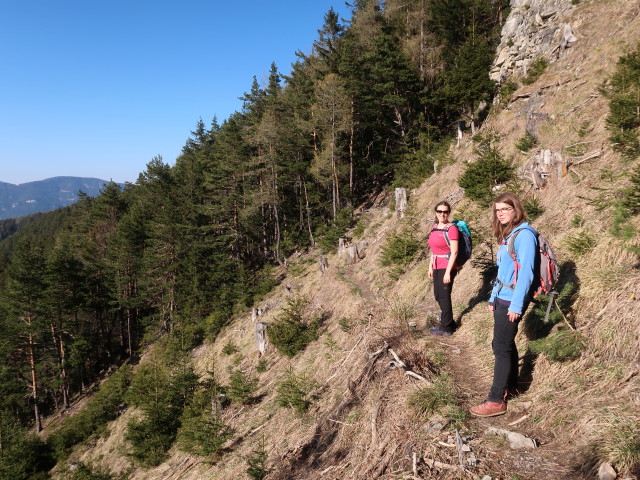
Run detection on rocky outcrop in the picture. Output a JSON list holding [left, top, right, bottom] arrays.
[[491, 0, 577, 83]]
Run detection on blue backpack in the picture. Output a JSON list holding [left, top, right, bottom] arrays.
[[431, 220, 473, 267]]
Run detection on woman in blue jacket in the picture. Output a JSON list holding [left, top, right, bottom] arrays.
[[470, 192, 538, 417]]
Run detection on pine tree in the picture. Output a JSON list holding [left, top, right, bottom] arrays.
[[5, 240, 48, 431]]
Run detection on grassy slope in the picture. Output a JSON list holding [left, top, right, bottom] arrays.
[[51, 1, 640, 479]]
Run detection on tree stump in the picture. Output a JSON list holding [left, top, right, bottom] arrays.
[[395, 188, 407, 218], [255, 322, 268, 356], [356, 240, 368, 259], [318, 256, 329, 274], [338, 237, 347, 256], [345, 246, 358, 265]]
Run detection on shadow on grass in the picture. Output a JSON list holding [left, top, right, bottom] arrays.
[[518, 261, 580, 394]]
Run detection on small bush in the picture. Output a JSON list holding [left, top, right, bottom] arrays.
[[338, 316, 354, 332], [602, 45, 640, 160], [222, 341, 239, 356], [267, 296, 320, 357], [571, 213, 584, 228], [565, 231, 596, 257], [256, 359, 268, 373], [528, 327, 585, 362], [380, 229, 422, 267], [276, 368, 315, 414], [315, 208, 353, 253], [48, 364, 132, 460], [523, 197, 544, 222], [227, 368, 259, 405], [516, 131, 538, 152], [459, 146, 514, 205], [497, 80, 518, 107], [0, 416, 55, 480], [60, 462, 113, 480], [620, 165, 640, 215], [522, 57, 548, 85], [246, 443, 269, 480]]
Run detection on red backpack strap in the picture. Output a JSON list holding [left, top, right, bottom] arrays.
[[506, 230, 523, 288]]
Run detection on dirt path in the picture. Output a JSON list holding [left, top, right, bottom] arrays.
[[436, 332, 586, 480], [337, 267, 587, 479]]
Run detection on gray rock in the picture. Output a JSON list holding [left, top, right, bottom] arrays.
[[487, 427, 537, 449]]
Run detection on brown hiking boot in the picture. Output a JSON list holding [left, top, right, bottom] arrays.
[[470, 400, 507, 417]]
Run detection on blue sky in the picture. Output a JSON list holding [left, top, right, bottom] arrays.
[[0, 1, 351, 185]]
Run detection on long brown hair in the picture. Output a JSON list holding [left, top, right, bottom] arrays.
[[433, 200, 451, 224], [491, 192, 528, 242]]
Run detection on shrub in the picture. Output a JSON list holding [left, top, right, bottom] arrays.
[[0, 415, 55, 480], [565, 231, 596, 257], [522, 57, 548, 85], [246, 443, 269, 480], [48, 364, 132, 460], [516, 131, 538, 152], [227, 368, 259, 405], [60, 462, 113, 480], [222, 341, 239, 355], [523, 197, 544, 222], [315, 208, 353, 253], [276, 368, 315, 414], [176, 389, 233, 456], [528, 327, 585, 362], [124, 364, 199, 466], [267, 296, 320, 357], [380, 229, 422, 267], [338, 316, 354, 332], [620, 165, 640, 215], [256, 359, 268, 373], [459, 146, 514, 205], [602, 45, 640, 160]]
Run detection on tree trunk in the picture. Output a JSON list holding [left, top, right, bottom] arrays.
[[302, 178, 315, 246], [27, 327, 42, 432]]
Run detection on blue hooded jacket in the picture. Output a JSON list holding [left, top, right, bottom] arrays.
[[489, 222, 538, 315]]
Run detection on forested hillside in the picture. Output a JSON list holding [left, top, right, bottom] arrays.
[[1, 1, 639, 479]]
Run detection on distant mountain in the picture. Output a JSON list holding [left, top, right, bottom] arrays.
[[0, 177, 116, 220]]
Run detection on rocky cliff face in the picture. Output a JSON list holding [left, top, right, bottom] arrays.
[[491, 0, 577, 83]]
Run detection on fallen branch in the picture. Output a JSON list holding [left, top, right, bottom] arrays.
[[406, 370, 430, 383], [369, 341, 389, 358], [555, 300, 576, 330], [508, 414, 530, 426], [569, 150, 602, 166], [423, 458, 461, 471], [329, 418, 353, 426], [388, 348, 406, 368]]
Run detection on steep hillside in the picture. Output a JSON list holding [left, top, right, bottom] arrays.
[[49, 1, 639, 479]]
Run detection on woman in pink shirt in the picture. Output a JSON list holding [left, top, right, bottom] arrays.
[[427, 201, 459, 336]]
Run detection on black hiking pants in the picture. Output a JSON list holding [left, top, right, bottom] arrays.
[[488, 300, 521, 403], [433, 268, 457, 332]]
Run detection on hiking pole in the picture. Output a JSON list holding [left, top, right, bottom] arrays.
[[543, 290, 558, 323]]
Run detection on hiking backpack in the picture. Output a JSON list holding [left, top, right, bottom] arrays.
[[431, 220, 473, 267], [504, 228, 559, 299]]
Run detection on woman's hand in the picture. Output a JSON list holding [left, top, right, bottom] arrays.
[[443, 272, 451, 284], [428, 269, 433, 279], [507, 310, 521, 323], [488, 304, 494, 312]]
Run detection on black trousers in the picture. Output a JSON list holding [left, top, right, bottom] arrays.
[[488, 301, 521, 402], [433, 268, 457, 331]]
